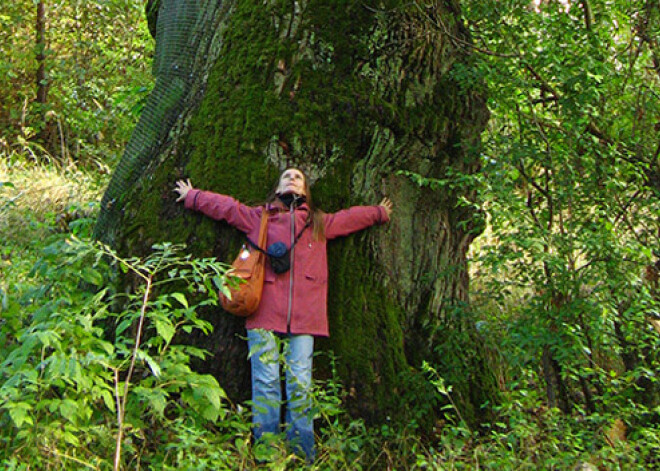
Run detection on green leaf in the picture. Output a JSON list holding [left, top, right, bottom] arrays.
[[201, 386, 221, 409], [100, 389, 116, 413], [59, 399, 79, 422], [154, 318, 175, 344], [80, 267, 103, 286], [171, 292, 188, 308], [8, 402, 33, 428], [62, 431, 80, 446], [135, 388, 167, 416], [218, 281, 232, 300], [116, 317, 133, 336], [201, 404, 219, 422], [68, 358, 83, 385], [212, 275, 225, 290], [137, 350, 161, 377]]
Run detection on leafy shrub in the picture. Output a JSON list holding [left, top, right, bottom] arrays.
[[0, 237, 237, 469]]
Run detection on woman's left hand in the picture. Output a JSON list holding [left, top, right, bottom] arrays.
[[379, 197, 393, 218]]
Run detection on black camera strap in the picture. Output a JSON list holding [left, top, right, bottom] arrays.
[[247, 218, 311, 255]]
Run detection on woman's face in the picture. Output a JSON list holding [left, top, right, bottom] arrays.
[[276, 168, 306, 196]]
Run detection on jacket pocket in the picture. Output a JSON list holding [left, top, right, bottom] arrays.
[[304, 272, 327, 284]]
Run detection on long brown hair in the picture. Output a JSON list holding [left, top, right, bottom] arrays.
[[266, 168, 325, 241]]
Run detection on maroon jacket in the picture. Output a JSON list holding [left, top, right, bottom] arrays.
[[185, 189, 389, 337]]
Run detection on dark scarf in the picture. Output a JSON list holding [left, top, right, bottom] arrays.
[[278, 193, 306, 208]]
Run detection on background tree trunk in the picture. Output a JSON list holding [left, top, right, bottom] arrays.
[[35, 1, 47, 106], [35, 0, 51, 147], [96, 0, 498, 426]]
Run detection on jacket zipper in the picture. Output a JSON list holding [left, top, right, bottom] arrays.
[[286, 202, 295, 332]]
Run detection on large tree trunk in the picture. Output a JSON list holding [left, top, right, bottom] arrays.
[[96, 0, 497, 426]]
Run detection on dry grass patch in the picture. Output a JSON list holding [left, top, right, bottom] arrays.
[[0, 159, 105, 244]]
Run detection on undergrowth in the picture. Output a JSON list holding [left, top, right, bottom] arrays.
[[1, 157, 659, 470]]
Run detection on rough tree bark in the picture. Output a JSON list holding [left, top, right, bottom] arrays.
[[97, 0, 498, 426]]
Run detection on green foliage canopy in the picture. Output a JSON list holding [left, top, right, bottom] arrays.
[[0, 0, 154, 165], [464, 0, 660, 416]]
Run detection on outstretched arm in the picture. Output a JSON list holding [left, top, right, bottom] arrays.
[[324, 197, 393, 240], [173, 179, 260, 233]]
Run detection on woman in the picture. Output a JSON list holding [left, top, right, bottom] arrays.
[[174, 168, 392, 462]]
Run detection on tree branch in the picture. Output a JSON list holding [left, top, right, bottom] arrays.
[[114, 275, 153, 471]]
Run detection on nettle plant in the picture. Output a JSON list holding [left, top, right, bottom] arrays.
[[0, 237, 238, 469]]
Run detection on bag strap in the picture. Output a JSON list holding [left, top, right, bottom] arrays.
[[292, 218, 311, 246], [256, 210, 268, 251], [248, 215, 311, 254]]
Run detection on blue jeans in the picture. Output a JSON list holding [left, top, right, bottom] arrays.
[[247, 329, 315, 461]]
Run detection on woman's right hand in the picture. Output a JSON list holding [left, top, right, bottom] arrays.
[[174, 179, 193, 202], [379, 197, 393, 219]]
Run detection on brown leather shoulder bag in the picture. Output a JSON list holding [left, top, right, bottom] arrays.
[[220, 210, 268, 316]]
